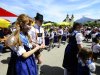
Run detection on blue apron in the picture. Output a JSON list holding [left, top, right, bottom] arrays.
[[77, 59, 91, 75]]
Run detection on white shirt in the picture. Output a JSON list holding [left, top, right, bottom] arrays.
[[11, 46, 26, 56], [11, 42, 33, 56], [49, 32, 54, 39], [85, 30, 91, 35], [75, 31, 84, 44], [58, 29, 63, 35], [28, 26, 36, 43], [91, 32, 98, 38], [9, 33, 33, 56], [34, 24, 44, 44], [93, 43, 100, 53]]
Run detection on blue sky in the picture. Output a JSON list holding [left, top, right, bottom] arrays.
[[0, 0, 100, 22]]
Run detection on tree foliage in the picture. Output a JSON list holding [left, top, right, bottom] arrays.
[[84, 20, 100, 27]]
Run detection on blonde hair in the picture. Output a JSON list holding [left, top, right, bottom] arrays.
[[16, 14, 29, 29], [15, 14, 29, 46], [7, 14, 32, 47], [5, 29, 21, 47], [29, 17, 33, 23]]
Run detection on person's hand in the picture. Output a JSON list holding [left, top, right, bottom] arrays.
[[32, 43, 37, 48], [41, 44, 46, 48], [35, 44, 40, 50]]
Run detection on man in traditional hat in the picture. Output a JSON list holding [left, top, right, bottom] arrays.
[[34, 13, 45, 75]]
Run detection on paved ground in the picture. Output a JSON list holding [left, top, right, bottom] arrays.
[[0, 41, 100, 75]]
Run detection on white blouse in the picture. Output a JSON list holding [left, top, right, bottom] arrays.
[[75, 32, 84, 44], [10, 43, 32, 56], [92, 44, 100, 53], [34, 24, 44, 44], [28, 26, 36, 43], [58, 29, 63, 35], [11, 46, 26, 56]]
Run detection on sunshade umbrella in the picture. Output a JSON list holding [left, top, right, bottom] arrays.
[[42, 23, 52, 26], [0, 18, 11, 28], [32, 21, 35, 26], [45, 23, 52, 26], [0, 7, 17, 17], [42, 24, 45, 26], [58, 22, 70, 26]]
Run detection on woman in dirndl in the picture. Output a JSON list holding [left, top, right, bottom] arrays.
[[7, 14, 41, 75], [62, 22, 84, 75]]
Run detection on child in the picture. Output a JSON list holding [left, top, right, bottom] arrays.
[[49, 28, 54, 49], [92, 37, 100, 62], [78, 48, 96, 75]]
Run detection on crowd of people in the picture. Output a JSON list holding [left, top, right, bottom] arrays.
[[62, 23, 100, 75], [0, 13, 100, 75]]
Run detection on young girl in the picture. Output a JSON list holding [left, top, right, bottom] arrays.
[[78, 48, 96, 75], [92, 37, 100, 62], [6, 14, 41, 75]]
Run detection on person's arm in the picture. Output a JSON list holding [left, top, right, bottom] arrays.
[[28, 30, 33, 42], [77, 44, 83, 50], [40, 28, 45, 48], [17, 45, 40, 58], [22, 45, 40, 58], [97, 45, 100, 52], [52, 32, 54, 39], [35, 29, 38, 44], [61, 30, 63, 35], [76, 33, 84, 50], [42, 28, 45, 45], [49, 32, 53, 39]]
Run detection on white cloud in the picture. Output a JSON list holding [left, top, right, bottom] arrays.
[[27, 0, 66, 22], [0, 0, 100, 22], [76, 0, 100, 10], [27, 0, 100, 22], [0, 3, 26, 15], [74, 9, 100, 21], [60, 0, 100, 11], [43, 6, 66, 22]]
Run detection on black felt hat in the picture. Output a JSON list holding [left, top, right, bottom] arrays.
[[35, 13, 43, 21]]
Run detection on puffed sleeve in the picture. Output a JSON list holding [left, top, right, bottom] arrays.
[[17, 46, 26, 56], [75, 33, 84, 44]]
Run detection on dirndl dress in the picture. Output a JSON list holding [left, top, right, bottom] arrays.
[[7, 33, 38, 75], [77, 61, 90, 75], [62, 31, 79, 75]]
